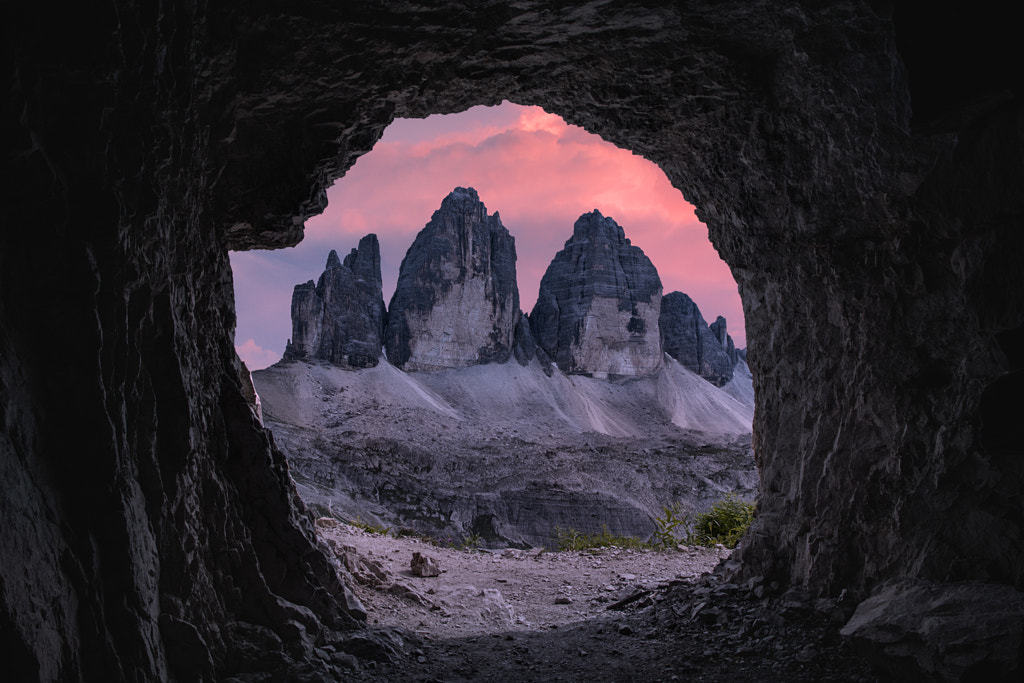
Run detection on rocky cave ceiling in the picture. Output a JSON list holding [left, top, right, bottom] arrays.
[[2, 1, 1022, 680]]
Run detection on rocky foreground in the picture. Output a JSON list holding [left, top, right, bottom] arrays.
[[314, 519, 879, 682]]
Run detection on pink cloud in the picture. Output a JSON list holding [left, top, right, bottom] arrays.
[[232, 102, 745, 362], [235, 338, 282, 371]]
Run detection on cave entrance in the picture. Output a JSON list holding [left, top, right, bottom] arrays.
[[230, 102, 756, 570]]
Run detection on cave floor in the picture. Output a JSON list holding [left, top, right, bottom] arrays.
[[319, 521, 881, 682]]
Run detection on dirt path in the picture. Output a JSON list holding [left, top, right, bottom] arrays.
[[317, 519, 880, 682]]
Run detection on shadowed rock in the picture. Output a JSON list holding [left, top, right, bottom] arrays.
[[284, 235, 386, 368], [385, 188, 520, 371], [709, 316, 740, 366], [530, 211, 663, 377], [660, 292, 735, 386]]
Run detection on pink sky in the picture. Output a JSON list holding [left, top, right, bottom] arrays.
[[231, 102, 745, 370]]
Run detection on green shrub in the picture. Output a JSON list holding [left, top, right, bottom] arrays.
[[689, 494, 755, 548], [651, 502, 692, 549]]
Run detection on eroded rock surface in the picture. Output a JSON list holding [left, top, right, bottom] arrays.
[[385, 188, 520, 371], [253, 358, 755, 548], [531, 211, 663, 377], [660, 292, 736, 386], [284, 235, 387, 368]]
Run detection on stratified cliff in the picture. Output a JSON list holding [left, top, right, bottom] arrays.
[[284, 234, 387, 368], [531, 211, 663, 377], [660, 292, 736, 386], [385, 188, 520, 371]]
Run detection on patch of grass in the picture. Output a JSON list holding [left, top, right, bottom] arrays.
[[688, 494, 755, 548], [431, 531, 484, 551], [347, 517, 392, 536], [554, 525, 650, 551]]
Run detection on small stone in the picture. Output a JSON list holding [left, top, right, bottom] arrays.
[[618, 625, 634, 635], [555, 596, 573, 605], [411, 552, 441, 577], [796, 645, 818, 662]]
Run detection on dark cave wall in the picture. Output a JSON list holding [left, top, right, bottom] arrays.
[[3, 2, 356, 680], [2, 0, 1022, 679]]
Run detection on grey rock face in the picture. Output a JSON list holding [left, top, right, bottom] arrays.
[[384, 188, 520, 371], [284, 235, 386, 368], [660, 292, 735, 386], [709, 316, 740, 366], [530, 211, 663, 377], [841, 581, 1024, 681]]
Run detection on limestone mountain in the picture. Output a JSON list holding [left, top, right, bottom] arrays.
[[384, 187, 520, 371], [660, 292, 735, 386], [710, 316, 741, 366], [283, 234, 386, 368], [530, 210, 663, 377]]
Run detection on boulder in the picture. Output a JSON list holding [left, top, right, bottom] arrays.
[[384, 188, 520, 370], [530, 211, 662, 377]]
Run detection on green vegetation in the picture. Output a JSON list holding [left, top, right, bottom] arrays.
[[553, 494, 755, 552], [339, 494, 755, 554], [688, 494, 755, 548], [348, 517, 392, 536], [554, 525, 650, 551], [650, 502, 692, 549]]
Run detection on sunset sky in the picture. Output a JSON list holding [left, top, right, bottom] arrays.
[[231, 102, 745, 370]]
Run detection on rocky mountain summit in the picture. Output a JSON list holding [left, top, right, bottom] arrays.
[[660, 292, 736, 386], [710, 315, 741, 366], [283, 234, 387, 368], [529, 210, 664, 378], [384, 187, 520, 371], [283, 189, 744, 383]]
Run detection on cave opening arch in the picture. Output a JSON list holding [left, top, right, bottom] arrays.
[[219, 1, 931, 597], [4, 1, 1023, 680]]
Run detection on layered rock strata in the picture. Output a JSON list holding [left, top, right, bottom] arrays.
[[283, 234, 386, 368], [530, 211, 663, 377], [385, 188, 520, 371], [660, 292, 735, 386]]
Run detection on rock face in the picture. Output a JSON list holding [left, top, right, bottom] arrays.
[[4, 1, 1023, 680], [709, 316, 740, 366], [531, 211, 663, 377], [385, 188, 520, 371], [283, 235, 386, 368], [841, 581, 1024, 681], [660, 292, 735, 386]]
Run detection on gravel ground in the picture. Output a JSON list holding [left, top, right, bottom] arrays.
[[318, 520, 882, 683]]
